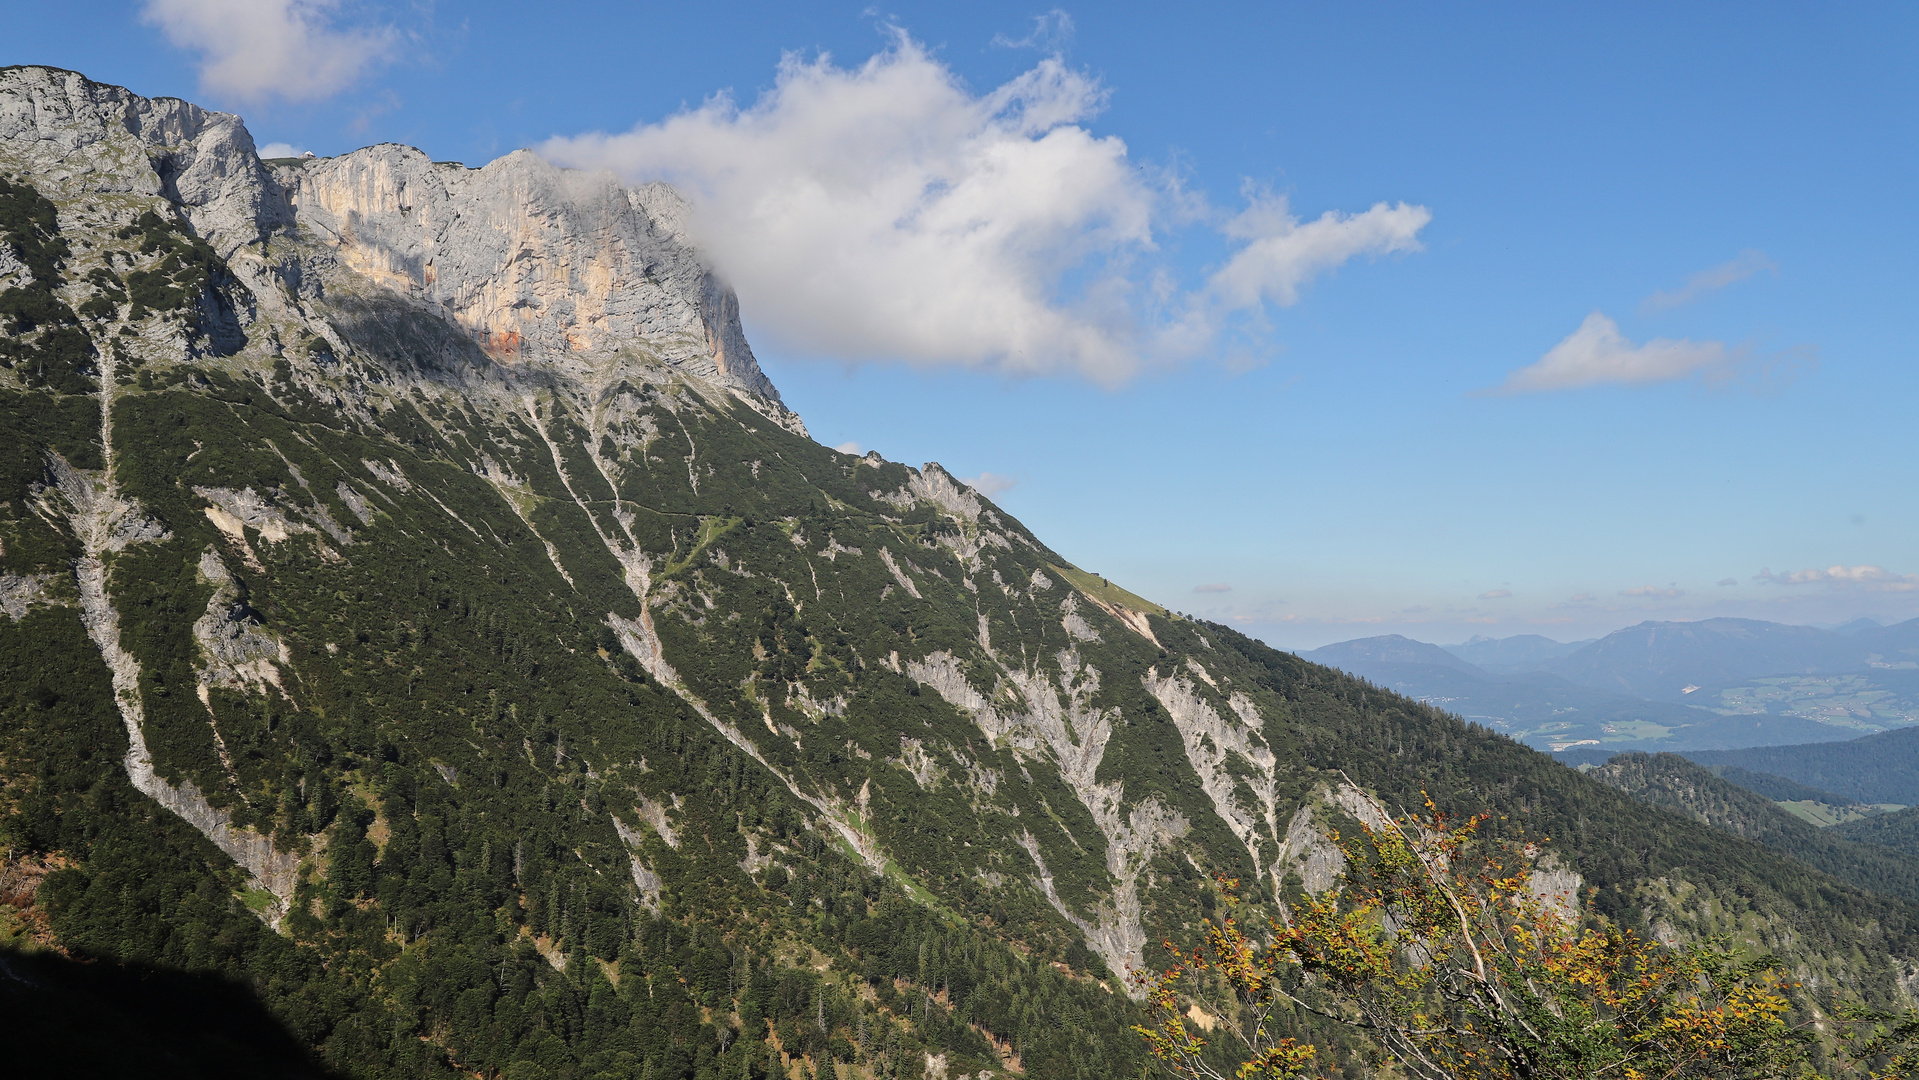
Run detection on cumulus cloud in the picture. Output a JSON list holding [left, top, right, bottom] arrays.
[[1642, 249, 1776, 313], [1717, 577, 1739, 586], [832, 441, 863, 455], [1620, 585, 1684, 598], [1478, 589, 1512, 599], [1492, 312, 1732, 394], [961, 471, 1018, 497], [1193, 583, 1232, 593], [1208, 190, 1430, 311], [142, 0, 397, 103], [256, 141, 307, 159], [542, 32, 1428, 383], [1756, 565, 1919, 591]]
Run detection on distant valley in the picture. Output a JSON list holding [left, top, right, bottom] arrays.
[[1301, 616, 1919, 755]]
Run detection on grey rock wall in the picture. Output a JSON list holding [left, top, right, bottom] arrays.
[[0, 64, 287, 255], [285, 144, 783, 402], [0, 65, 787, 411]]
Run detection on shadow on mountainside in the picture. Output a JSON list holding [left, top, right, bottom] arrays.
[[0, 947, 342, 1080]]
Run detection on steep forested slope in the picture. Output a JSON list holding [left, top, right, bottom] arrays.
[[1835, 808, 1919, 858], [6, 65, 1919, 1080], [1689, 727, 1919, 805], [1586, 753, 1919, 905], [1707, 766, 1863, 806]]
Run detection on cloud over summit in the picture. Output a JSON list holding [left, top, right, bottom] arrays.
[[142, 0, 397, 103], [543, 33, 1428, 383]]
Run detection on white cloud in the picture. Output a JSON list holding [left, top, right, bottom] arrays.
[[142, 0, 397, 103], [992, 9, 1075, 50], [1478, 589, 1512, 599], [961, 471, 1018, 497], [1642, 249, 1775, 312], [542, 32, 1428, 384], [257, 141, 306, 159], [1620, 585, 1684, 598], [833, 441, 863, 455], [1208, 190, 1430, 311], [1493, 312, 1731, 393], [1193, 583, 1232, 593], [1756, 565, 1919, 591]]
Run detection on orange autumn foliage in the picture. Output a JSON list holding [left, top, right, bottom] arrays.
[[1132, 781, 1863, 1080]]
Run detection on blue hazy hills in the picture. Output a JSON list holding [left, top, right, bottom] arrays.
[[1301, 617, 1919, 755]]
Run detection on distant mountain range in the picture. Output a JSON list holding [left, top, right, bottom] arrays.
[[1445, 633, 1593, 673], [1545, 618, 1910, 702], [1300, 616, 1919, 754]]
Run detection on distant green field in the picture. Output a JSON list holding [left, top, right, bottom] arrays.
[[1777, 800, 1907, 827], [1714, 673, 1919, 732], [1600, 719, 1676, 743]]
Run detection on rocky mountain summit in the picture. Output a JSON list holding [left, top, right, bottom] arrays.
[[6, 65, 1919, 1079], [0, 63, 787, 410], [286, 144, 783, 405]]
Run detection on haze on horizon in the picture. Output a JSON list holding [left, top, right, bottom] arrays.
[[13, 0, 1916, 652]]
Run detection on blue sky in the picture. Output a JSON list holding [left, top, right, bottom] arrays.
[[10, 2, 1918, 649]]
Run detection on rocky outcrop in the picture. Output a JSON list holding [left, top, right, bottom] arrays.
[[1143, 665, 1283, 891], [284, 144, 785, 403], [908, 646, 1190, 990], [189, 548, 287, 703], [1273, 804, 1345, 894], [40, 435, 301, 920], [610, 814, 665, 915], [0, 65, 288, 256], [0, 65, 794, 423], [0, 573, 64, 620]]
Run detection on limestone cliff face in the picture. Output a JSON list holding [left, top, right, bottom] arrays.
[[0, 65, 784, 410], [0, 64, 287, 256], [285, 145, 782, 402]]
